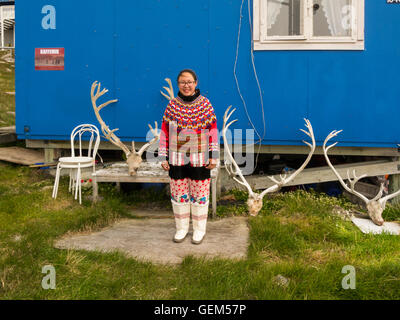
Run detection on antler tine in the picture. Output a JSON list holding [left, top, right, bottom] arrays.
[[324, 130, 343, 144], [323, 130, 343, 153], [91, 81, 132, 156], [323, 129, 370, 205], [223, 106, 237, 125], [222, 107, 238, 134], [93, 81, 109, 100], [379, 179, 400, 207], [232, 176, 255, 189], [222, 106, 255, 197], [348, 169, 367, 187], [161, 78, 175, 101], [300, 118, 313, 139], [147, 121, 159, 136], [371, 183, 385, 202], [345, 169, 371, 201], [161, 91, 171, 101], [137, 121, 161, 157], [267, 175, 282, 185]]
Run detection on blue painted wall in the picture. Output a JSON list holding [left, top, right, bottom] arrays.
[[15, 0, 400, 148]]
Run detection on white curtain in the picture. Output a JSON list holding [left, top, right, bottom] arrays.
[[321, 0, 351, 36], [267, 0, 284, 29]]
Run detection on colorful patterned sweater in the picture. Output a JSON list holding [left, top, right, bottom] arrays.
[[159, 90, 219, 166]]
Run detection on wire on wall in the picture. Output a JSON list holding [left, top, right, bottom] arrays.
[[234, 0, 266, 169]]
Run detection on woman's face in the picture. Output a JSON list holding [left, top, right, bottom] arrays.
[[178, 72, 198, 97]]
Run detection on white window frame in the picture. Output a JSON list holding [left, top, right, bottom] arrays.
[[253, 0, 364, 50]]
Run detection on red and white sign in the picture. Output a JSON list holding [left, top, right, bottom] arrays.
[[35, 48, 65, 71]]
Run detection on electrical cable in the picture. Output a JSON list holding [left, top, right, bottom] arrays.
[[247, 0, 266, 169], [234, 0, 262, 145], [234, 0, 266, 170]]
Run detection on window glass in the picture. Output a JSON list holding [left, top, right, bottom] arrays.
[[313, 0, 352, 37], [267, 0, 304, 37]]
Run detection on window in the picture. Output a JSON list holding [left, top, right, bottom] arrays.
[[253, 0, 364, 50]]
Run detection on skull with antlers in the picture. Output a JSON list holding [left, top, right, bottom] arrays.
[[323, 130, 400, 226], [222, 106, 316, 216], [91, 81, 160, 175]]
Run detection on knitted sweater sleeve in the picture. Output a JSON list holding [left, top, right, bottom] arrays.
[[159, 105, 170, 161], [207, 101, 219, 160]]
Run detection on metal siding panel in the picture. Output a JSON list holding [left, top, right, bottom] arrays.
[[114, 0, 210, 141], [16, 0, 115, 139], [14, 0, 400, 148], [209, 0, 308, 146], [15, 0, 29, 136], [308, 2, 400, 147]]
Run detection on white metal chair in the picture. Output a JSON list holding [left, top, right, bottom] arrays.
[[52, 124, 100, 204]]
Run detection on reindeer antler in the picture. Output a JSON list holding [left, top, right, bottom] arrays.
[[137, 122, 160, 156], [91, 81, 160, 175], [91, 81, 132, 157], [160, 78, 175, 101], [222, 106, 316, 216], [222, 106, 256, 198], [323, 130, 370, 204], [323, 129, 400, 226], [259, 118, 316, 198]]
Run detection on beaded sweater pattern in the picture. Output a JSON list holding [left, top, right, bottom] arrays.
[[162, 95, 217, 130]]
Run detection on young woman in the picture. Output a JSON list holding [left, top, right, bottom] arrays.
[[159, 69, 219, 244]]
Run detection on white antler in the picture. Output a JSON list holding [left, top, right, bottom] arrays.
[[160, 78, 175, 101], [91, 81, 159, 175], [259, 118, 315, 198], [137, 122, 160, 157], [222, 106, 316, 216], [322, 129, 396, 226], [222, 106, 256, 198], [323, 130, 370, 204], [91, 81, 131, 156]]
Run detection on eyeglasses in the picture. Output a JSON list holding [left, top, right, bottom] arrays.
[[178, 81, 195, 86]]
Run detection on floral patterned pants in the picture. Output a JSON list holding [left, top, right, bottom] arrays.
[[170, 178, 211, 205]]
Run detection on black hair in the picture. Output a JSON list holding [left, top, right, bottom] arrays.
[[177, 69, 198, 82]]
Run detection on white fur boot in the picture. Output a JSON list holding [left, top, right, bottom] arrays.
[[172, 200, 190, 243], [191, 202, 209, 245]]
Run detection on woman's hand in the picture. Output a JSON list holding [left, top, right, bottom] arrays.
[[161, 160, 170, 171], [206, 158, 218, 170]]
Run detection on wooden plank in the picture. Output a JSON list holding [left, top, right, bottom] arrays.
[[0, 146, 44, 165], [94, 176, 170, 183], [0, 126, 15, 133], [0, 132, 16, 144], [244, 145, 400, 157], [26, 139, 141, 151], [244, 160, 400, 190]]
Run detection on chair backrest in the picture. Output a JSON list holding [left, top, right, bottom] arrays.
[[70, 124, 100, 158]]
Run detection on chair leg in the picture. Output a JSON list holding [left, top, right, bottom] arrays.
[[52, 164, 61, 199], [79, 166, 82, 205], [74, 166, 80, 201], [71, 168, 77, 194], [68, 169, 72, 193]]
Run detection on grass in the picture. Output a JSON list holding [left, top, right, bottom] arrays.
[[0, 161, 400, 300]]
